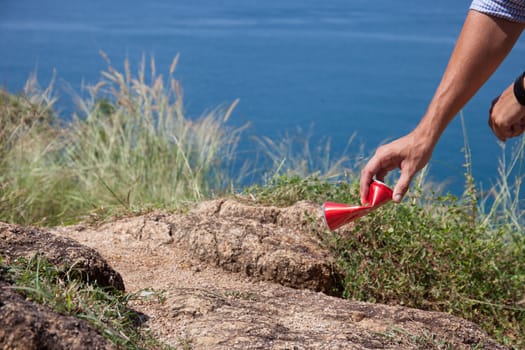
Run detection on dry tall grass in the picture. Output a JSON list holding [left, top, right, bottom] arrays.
[[0, 55, 245, 225]]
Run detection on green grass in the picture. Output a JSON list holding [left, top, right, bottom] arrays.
[[1, 254, 173, 349]]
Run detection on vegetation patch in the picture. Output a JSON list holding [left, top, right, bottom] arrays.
[[245, 174, 525, 349], [1, 254, 172, 350], [0, 56, 243, 226], [1, 56, 524, 348]]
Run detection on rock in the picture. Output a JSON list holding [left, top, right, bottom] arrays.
[[0, 277, 113, 350], [0, 222, 124, 348], [0, 222, 124, 291], [55, 199, 508, 349], [176, 199, 342, 295], [156, 285, 505, 350], [81, 199, 342, 295]]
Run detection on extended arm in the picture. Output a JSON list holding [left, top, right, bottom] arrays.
[[360, 10, 525, 204]]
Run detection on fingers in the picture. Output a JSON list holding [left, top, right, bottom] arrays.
[[488, 86, 525, 141], [360, 140, 408, 204], [359, 132, 433, 205], [490, 123, 507, 142], [360, 151, 394, 204], [510, 117, 525, 137], [488, 96, 507, 141], [360, 159, 378, 204], [393, 170, 413, 203], [361, 159, 414, 204], [489, 117, 525, 141], [360, 149, 402, 204]]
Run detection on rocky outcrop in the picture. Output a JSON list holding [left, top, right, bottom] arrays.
[[159, 285, 504, 350], [0, 222, 122, 350], [70, 199, 342, 295], [0, 279, 112, 350], [55, 199, 507, 350], [0, 222, 124, 291], [55, 199, 342, 295], [174, 199, 343, 294], [0, 199, 508, 349]]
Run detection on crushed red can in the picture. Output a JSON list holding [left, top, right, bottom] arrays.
[[323, 180, 393, 230]]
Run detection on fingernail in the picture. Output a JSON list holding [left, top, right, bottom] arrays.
[[393, 194, 402, 202]]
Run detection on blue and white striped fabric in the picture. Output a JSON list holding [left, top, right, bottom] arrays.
[[471, 0, 525, 23]]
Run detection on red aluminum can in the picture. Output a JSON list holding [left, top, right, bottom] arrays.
[[323, 180, 393, 230]]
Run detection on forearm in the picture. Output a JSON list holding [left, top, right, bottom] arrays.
[[414, 10, 524, 144], [360, 9, 524, 203]]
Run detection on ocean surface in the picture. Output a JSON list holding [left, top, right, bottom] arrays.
[[1, 0, 525, 196]]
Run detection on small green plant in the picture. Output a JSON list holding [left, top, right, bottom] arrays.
[[3, 254, 173, 349], [244, 174, 359, 207]]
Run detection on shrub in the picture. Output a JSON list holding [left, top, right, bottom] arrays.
[[245, 173, 525, 349]]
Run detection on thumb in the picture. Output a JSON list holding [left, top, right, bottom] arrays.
[[393, 172, 412, 203]]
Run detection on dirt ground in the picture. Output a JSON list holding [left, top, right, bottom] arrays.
[[51, 199, 505, 350]]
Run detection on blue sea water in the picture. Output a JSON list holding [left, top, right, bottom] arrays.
[[1, 0, 524, 196]]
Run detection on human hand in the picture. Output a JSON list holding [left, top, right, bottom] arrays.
[[489, 82, 525, 141], [360, 131, 435, 204]]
